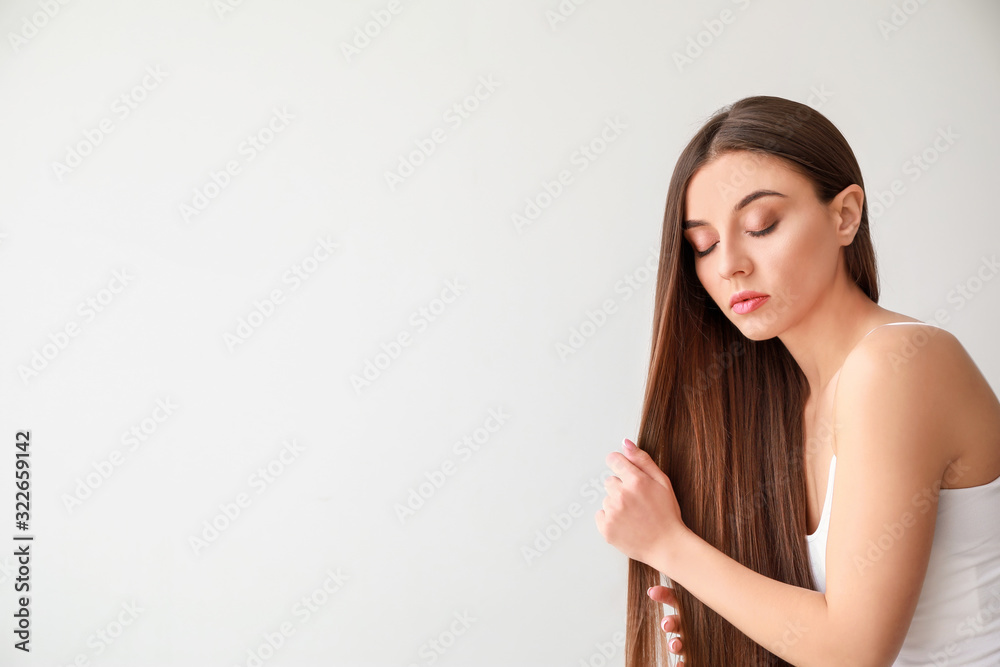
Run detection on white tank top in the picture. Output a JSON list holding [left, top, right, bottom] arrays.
[[806, 322, 1000, 665]]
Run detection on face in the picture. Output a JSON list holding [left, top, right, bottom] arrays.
[[682, 151, 860, 340]]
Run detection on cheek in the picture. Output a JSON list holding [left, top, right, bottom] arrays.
[[696, 266, 730, 310], [765, 228, 833, 306], [693, 263, 717, 297], [764, 236, 801, 282]]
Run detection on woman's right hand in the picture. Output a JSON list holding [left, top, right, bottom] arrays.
[[648, 584, 685, 664]]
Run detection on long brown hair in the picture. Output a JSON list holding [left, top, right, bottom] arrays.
[[626, 95, 880, 666]]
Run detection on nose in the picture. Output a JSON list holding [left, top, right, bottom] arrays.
[[716, 236, 753, 281]]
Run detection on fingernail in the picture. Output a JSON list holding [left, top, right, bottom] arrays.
[[647, 587, 653, 596], [671, 638, 680, 651], [661, 616, 669, 631], [622, 438, 636, 451]]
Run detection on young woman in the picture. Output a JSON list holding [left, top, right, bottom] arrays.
[[594, 96, 1000, 666]]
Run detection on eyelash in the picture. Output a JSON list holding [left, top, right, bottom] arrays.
[[695, 220, 780, 258]]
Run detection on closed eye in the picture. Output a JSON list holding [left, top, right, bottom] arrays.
[[694, 220, 780, 258]]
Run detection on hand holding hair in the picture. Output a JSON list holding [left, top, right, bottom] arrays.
[[595, 437, 690, 577], [648, 584, 686, 664], [595, 437, 688, 662]]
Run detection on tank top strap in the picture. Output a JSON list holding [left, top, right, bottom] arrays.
[[862, 321, 944, 339]]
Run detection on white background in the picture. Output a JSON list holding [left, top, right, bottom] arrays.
[[1, 1, 998, 665]]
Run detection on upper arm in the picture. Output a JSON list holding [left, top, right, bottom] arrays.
[[824, 327, 963, 665]]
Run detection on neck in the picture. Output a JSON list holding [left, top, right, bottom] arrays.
[[777, 275, 885, 399]]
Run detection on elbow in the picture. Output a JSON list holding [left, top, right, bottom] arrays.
[[795, 615, 903, 667], [778, 599, 906, 667], [802, 650, 897, 667], [813, 632, 903, 667], [846, 647, 901, 667]]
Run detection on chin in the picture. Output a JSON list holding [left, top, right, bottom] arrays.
[[731, 320, 777, 342]]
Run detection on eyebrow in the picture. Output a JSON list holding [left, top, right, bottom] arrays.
[[682, 189, 787, 230]]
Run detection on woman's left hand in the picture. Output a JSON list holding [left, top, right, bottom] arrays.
[[595, 438, 687, 571]]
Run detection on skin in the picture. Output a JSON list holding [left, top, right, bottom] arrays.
[[596, 151, 1000, 664], [649, 574, 685, 662]]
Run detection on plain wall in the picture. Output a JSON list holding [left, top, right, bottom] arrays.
[[0, 1, 997, 665]]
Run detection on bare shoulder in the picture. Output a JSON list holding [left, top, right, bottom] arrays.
[[834, 323, 1000, 480], [845, 323, 969, 381]]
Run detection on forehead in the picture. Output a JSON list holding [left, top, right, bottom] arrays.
[[685, 152, 805, 219]]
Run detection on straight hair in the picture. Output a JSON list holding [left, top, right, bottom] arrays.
[[625, 95, 879, 666]]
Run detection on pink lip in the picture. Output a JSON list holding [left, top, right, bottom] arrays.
[[730, 290, 769, 314], [732, 295, 769, 314]]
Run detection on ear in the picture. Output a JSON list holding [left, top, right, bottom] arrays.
[[829, 183, 865, 246]]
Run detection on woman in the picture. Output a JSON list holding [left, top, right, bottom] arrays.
[[594, 95, 1000, 666]]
